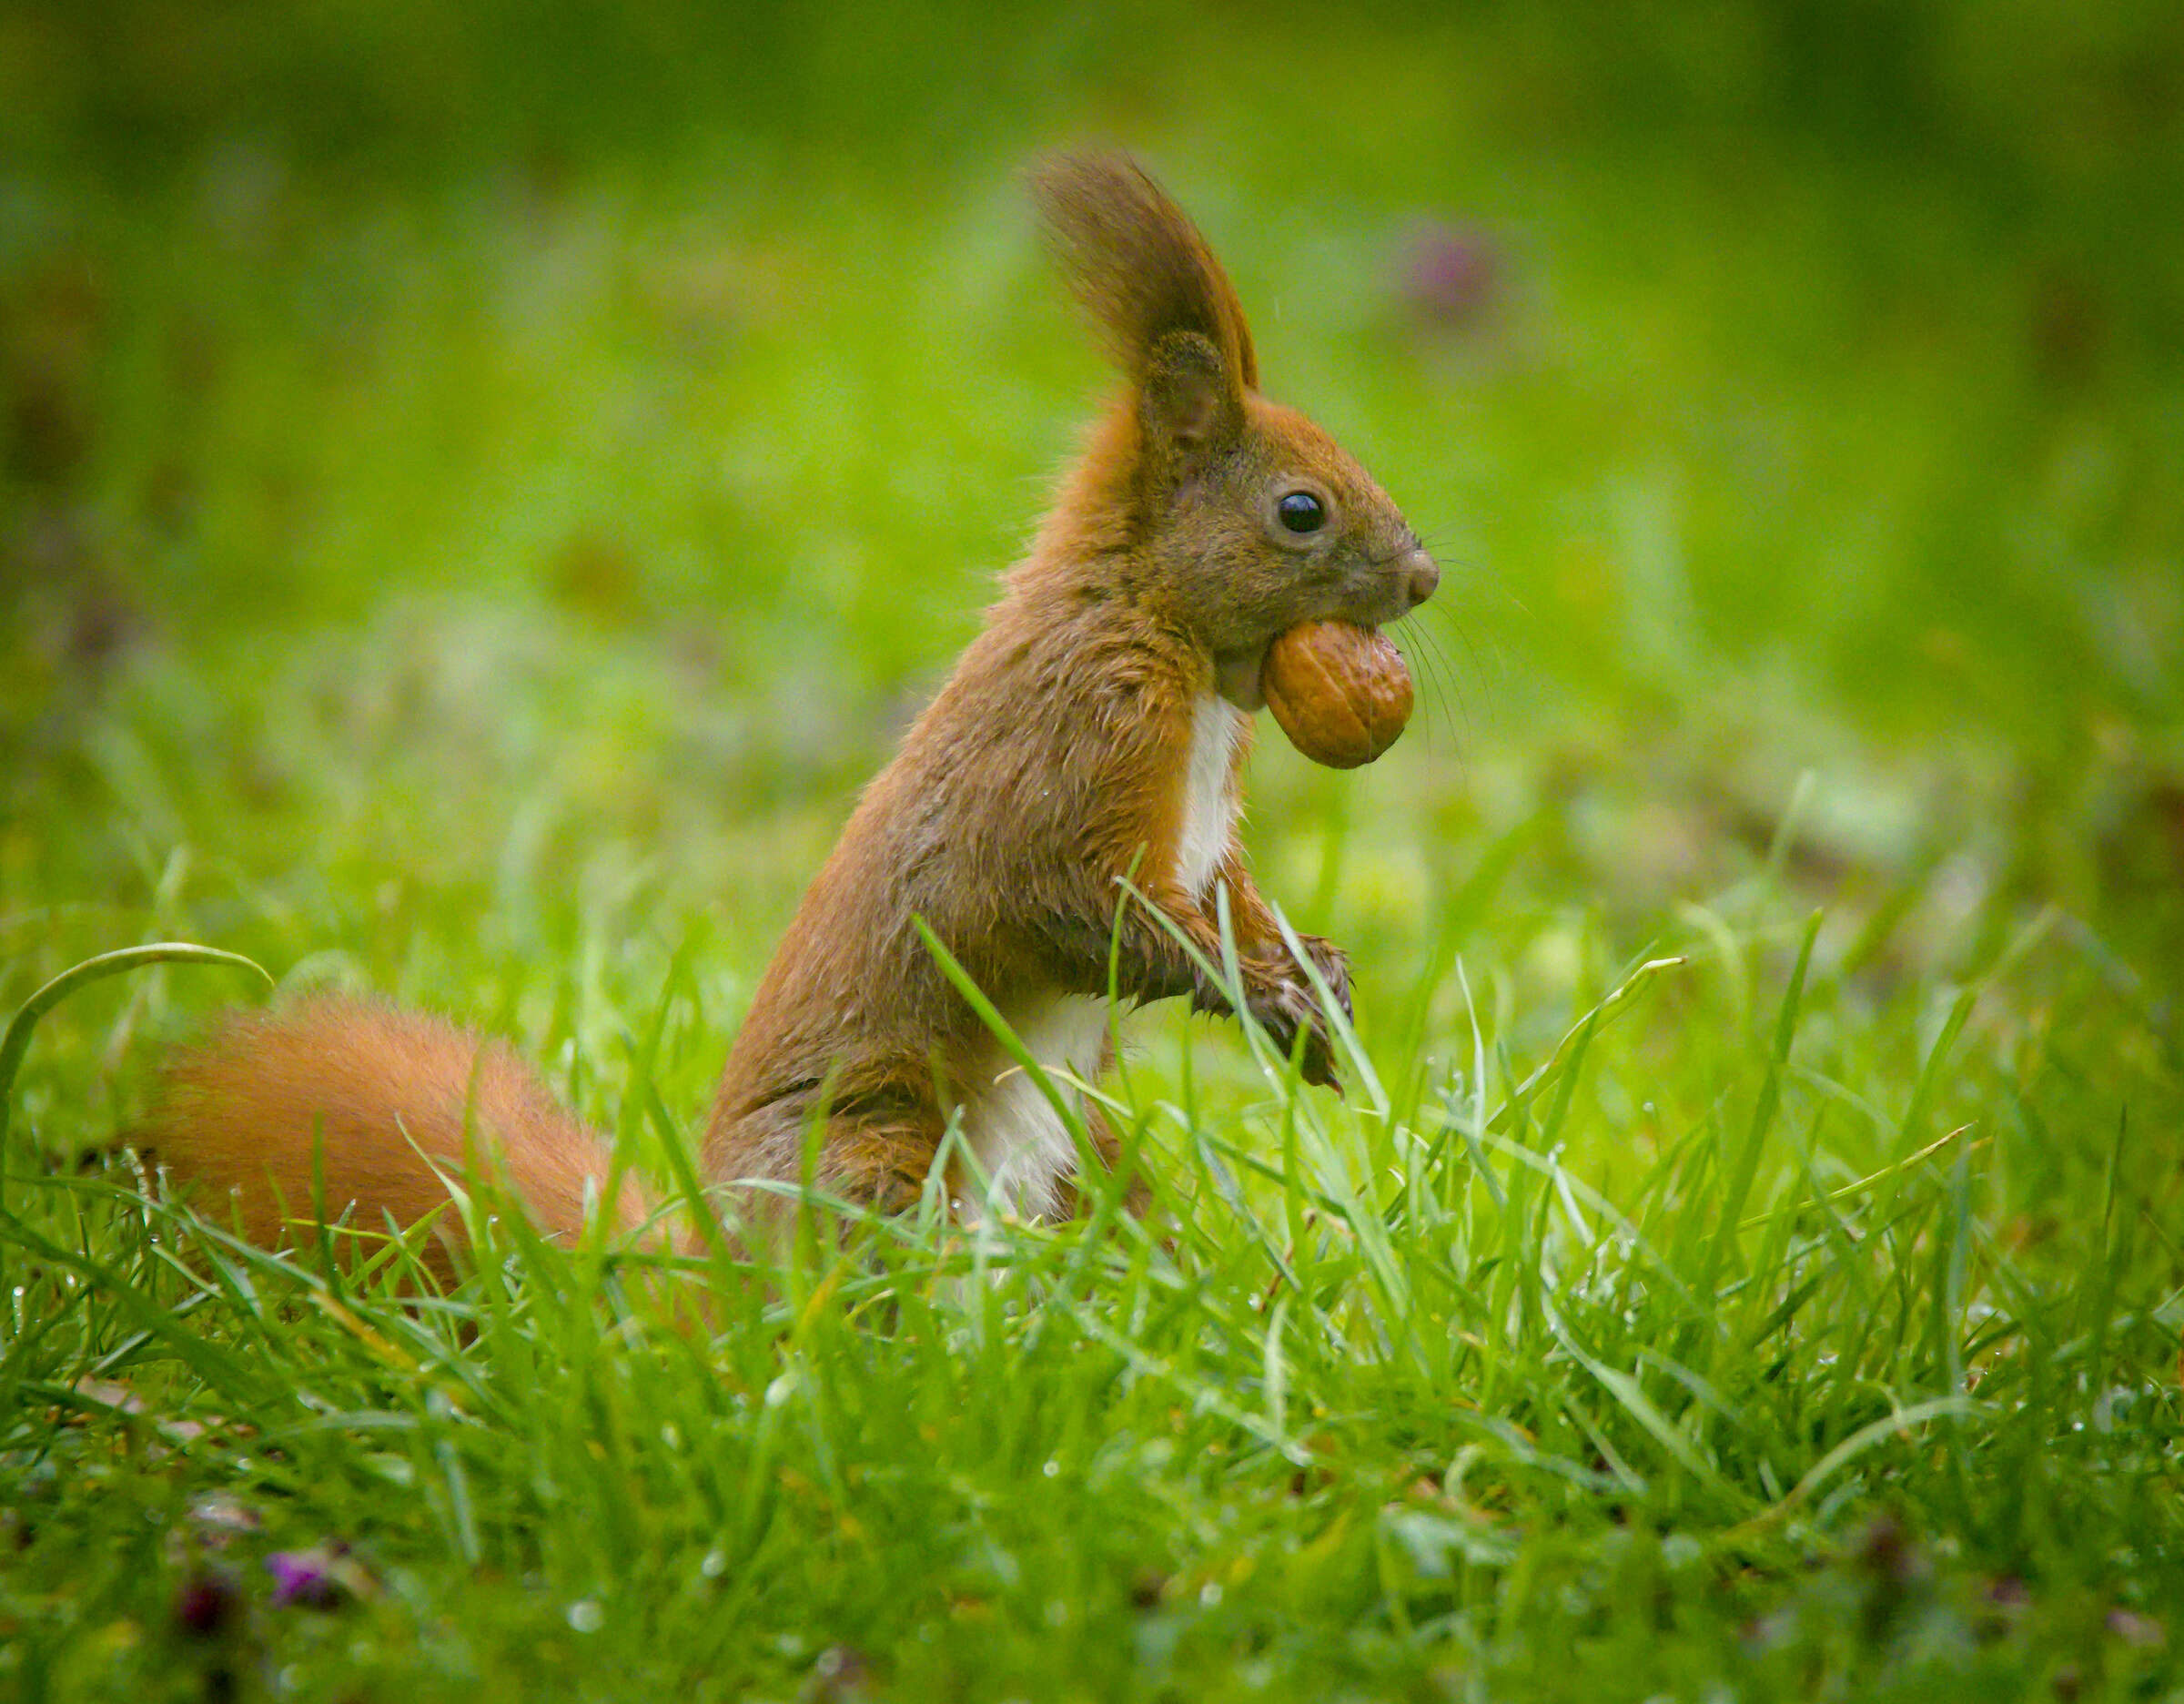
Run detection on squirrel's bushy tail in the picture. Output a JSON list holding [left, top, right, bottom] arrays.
[[135, 996, 647, 1283]]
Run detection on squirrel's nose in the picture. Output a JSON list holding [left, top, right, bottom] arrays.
[[1400, 547, 1441, 610]]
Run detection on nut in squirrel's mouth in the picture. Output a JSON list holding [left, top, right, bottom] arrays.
[[1217, 618, 1390, 714]]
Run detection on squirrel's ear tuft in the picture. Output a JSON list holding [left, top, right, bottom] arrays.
[[1029, 153, 1259, 401]]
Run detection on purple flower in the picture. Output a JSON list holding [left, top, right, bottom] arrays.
[[265, 1547, 348, 1610], [173, 1568, 242, 1638], [1401, 223, 1505, 330]]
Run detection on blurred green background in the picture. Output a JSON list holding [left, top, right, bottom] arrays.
[[4, 0, 2180, 1118], [7, 14, 2184, 1692]]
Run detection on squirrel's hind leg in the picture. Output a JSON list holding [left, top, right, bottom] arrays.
[[1063, 1102, 1154, 1221]]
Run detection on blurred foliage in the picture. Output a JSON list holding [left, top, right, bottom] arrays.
[[2, 0, 2180, 1030]]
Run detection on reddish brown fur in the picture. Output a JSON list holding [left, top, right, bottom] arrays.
[[136, 154, 1439, 1264], [140, 999, 646, 1285]]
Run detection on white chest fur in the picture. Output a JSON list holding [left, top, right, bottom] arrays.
[[1175, 694, 1243, 899], [957, 695, 1241, 1221]]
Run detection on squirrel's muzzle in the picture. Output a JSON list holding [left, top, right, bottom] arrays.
[[1399, 546, 1441, 611]]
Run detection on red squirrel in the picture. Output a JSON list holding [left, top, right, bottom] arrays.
[[137, 156, 1440, 1275]]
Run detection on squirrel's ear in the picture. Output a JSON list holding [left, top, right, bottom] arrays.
[[1140, 330, 1240, 467], [1030, 153, 1259, 394]]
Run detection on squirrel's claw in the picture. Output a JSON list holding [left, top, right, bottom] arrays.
[[1248, 952, 1350, 1093], [1292, 934, 1353, 1025]]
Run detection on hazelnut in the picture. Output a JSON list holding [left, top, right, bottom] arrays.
[[1262, 621, 1413, 769]]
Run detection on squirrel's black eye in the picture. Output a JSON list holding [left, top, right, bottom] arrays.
[[1277, 491, 1326, 534]]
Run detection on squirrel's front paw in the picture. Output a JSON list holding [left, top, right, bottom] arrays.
[[1289, 934, 1353, 1025], [1247, 965, 1344, 1091]]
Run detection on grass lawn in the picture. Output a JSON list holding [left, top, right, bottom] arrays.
[[5, 7, 2183, 1699]]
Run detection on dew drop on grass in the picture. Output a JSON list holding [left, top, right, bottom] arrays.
[[700, 1549, 727, 1579], [567, 1599, 604, 1633]]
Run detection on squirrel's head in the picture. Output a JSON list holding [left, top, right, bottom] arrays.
[[1031, 154, 1439, 707]]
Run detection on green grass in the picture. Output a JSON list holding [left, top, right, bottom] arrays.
[[5, 5, 2184, 1699]]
